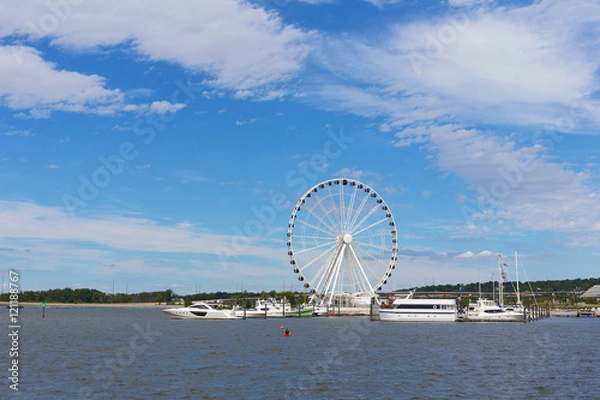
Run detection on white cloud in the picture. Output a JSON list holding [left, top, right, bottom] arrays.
[[116, 101, 188, 115], [0, 201, 280, 258], [0, 45, 124, 117], [297, 0, 336, 4], [5, 129, 34, 137], [235, 118, 257, 126], [395, 124, 600, 242], [335, 168, 378, 182], [456, 251, 475, 259], [447, 0, 494, 7], [148, 101, 186, 114], [456, 250, 493, 259], [309, 0, 599, 129], [402, 14, 594, 105], [0, 0, 313, 95], [364, 0, 401, 7], [0, 44, 188, 117]]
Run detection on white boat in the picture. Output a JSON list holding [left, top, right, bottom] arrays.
[[466, 253, 525, 322], [379, 290, 458, 322], [241, 298, 294, 318], [236, 298, 321, 318], [466, 297, 525, 322], [163, 301, 238, 320]]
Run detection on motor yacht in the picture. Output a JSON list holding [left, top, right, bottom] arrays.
[[163, 301, 238, 320]]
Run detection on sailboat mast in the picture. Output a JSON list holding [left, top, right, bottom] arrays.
[[498, 253, 504, 307], [515, 250, 521, 306]]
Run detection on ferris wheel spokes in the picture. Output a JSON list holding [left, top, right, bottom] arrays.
[[305, 197, 340, 232], [350, 244, 386, 280], [351, 216, 390, 237], [348, 190, 370, 232], [346, 243, 374, 294], [344, 185, 359, 232], [294, 214, 337, 238], [293, 239, 337, 255], [348, 202, 384, 235], [310, 242, 342, 294], [319, 184, 342, 231]]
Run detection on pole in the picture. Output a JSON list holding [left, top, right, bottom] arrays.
[[515, 251, 521, 306], [497, 254, 503, 307]]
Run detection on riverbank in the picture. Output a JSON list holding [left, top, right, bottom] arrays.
[[1, 302, 170, 309]]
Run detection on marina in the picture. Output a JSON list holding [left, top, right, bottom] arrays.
[[13, 306, 600, 399]]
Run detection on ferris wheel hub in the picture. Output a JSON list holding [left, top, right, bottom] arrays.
[[342, 233, 353, 244]]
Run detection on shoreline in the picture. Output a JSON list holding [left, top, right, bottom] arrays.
[[1, 302, 173, 309]]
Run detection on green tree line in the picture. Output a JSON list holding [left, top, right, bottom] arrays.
[[407, 276, 600, 294], [0, 287, 307, 305], [0, 288, 175, 304], [2, 276, 598, 304]]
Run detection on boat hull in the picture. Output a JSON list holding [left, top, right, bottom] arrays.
[[379, 310, 457, 322], [466, 313, 525, 322], [379, 298, 458, 322], [239, 307, 315, 318]]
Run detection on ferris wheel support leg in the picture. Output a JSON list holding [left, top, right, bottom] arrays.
[[347, 243, 374, 295], [326, 244, 346, 308], [317, 243, 342, 307]]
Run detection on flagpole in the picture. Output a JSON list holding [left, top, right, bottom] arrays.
[[515, 250, 521, 306], [498, 253, 504, 307]]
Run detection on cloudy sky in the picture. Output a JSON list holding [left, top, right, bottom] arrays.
[[1, 0, 599, 295]]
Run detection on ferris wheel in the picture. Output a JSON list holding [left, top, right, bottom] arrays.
[[286, 178, 398, 307]]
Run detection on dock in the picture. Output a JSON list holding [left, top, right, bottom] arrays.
[[550, 307, 600, 317], [576, 308, 600, 317], [524, 305, 550, 322]]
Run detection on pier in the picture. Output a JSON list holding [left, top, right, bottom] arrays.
[[525, 304, 550, 322]]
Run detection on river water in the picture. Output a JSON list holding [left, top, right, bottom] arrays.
[[5, 307, 599, 399]]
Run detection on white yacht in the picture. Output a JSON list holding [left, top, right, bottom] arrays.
[[379, 290, 458, 322], [163, 302, 238, 320], [466, 297, 525, 322], [241, 298, 295, 318], [466, 252, 526, 322]]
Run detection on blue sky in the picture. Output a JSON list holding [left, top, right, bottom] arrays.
[[1, 0, 599, 295]]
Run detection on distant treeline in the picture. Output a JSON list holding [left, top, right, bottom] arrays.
[[408, 277, 600, 294], [2, 277, 598, 304], [0, 288, 175, 304], [0, 287, 303, 305]]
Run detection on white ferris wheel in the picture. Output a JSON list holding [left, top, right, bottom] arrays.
[[286, 178, 398, 307]]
